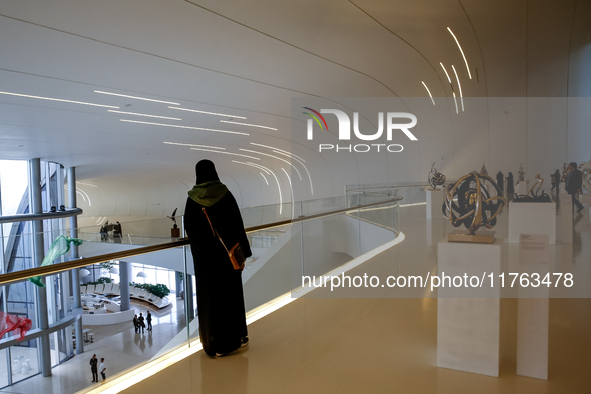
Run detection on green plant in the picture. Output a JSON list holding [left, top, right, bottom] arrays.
[[86, 277, 112, 285], [100, 261, 115, 270], [128, 282, 170, 298]]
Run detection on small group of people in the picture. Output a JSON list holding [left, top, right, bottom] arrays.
[[99, 221, 123, 243], [89, 354, 106, 383], [132, 311, 152, 333]]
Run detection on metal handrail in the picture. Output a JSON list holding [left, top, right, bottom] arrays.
[[0, 196, 402, 286]]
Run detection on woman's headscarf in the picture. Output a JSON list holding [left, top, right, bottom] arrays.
[[195, 159, 220, 184]]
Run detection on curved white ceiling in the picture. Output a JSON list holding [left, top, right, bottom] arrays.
[[0, 0, 589, 215]]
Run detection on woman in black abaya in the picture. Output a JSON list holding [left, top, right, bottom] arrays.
[[184, 160, 252, 356]]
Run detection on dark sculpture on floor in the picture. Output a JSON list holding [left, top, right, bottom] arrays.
[[442, 172, 506, 235], [513, 174, 551, 202], [496, 171, 504, 192], [428, 162, 446, 189]]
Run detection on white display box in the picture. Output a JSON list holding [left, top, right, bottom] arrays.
[[516, 181, 529, 195], [516, 234, 549, 380], [426, 189, 443, 220], [508, 202, 556, 244], [437, 240, 501, 377]]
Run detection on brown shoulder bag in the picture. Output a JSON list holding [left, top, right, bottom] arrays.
[[202, 207, 246, 271]]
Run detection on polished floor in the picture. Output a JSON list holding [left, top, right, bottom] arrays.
[[119, 193, 590, 394], [0, 299, 187, 394]]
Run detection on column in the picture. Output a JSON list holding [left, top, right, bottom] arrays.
[[119, 261, 131, 311], [29, 159, 52, 377], [67, 167, 85, 355]]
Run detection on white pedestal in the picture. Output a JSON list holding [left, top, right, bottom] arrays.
[[557, 194, 573, 243], [426, 189, 443, 220], [437, 240, 501, 377], [508, 202, 556, 244], [516, 234, 549, 380], [516, 181, 529, 195]]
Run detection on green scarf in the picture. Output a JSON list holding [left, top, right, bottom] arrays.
[[188, 181, 228, 207]]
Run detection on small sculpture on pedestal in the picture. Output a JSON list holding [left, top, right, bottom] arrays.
[[561, 162, 571, 182], [513, 174, 551, 202], [517, 163, 525, 182], [442, 171, 506, 243], [480, 163, 488, 176], [168, 208, 180, 238], [428, 162, 446, 189]]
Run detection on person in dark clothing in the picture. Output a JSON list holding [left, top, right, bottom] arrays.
[[90, 354, 98, 382], [184, 160, 252, 357], [506, 172, 515, 200], [566, 162, 584, 213], [113, 221, 122, 243], [146, 311, 152, 331], [138, 312, 145, 333], [496, 171, 504, 192], [133, 314, 138, 333], [552, 169, 561, 192]]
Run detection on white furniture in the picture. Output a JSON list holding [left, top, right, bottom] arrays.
[[437, 239, 502, 377], [508, 201, 556, 244], [426, 189, 443, 220]]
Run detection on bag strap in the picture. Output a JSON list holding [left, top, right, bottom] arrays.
[[202, 207, 229, 253]]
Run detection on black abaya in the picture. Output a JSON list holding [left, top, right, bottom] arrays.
[[184, 190, 252, 356]]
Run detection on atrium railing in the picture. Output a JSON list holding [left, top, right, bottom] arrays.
[[0, 191, 402, 392]]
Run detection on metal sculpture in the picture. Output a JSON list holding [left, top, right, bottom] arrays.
[[513, 174, 551, 202], [561, 162, 571, 182], [428, 162, 446, 189], [578, 160, 591, 194], [480, 163, 488, 176], [442, 172, 506, 241], [518, 163, 525, 182]]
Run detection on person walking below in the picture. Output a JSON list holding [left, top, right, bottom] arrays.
[[184, 160, 252, 357], [566, 162, 584, 213], [138, 312, 145, 333], [100, 358, 106, 381], [146, 311, 152, 331], [133, 314, 138, 333], [90, 354, 98, 383]]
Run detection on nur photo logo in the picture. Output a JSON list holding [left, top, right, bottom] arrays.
[[303, 107, 418, 153]]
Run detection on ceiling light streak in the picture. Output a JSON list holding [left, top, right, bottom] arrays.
[[120, 119, 249, 135], [232, 160, 282, 214], [239, 149, 302, 180], [451, 65, 464, 112], [281, 168, 295, 219], [76, 182, 97, 187], [220, 120, 277, 130], [163, 142, 225, 150], [168, 106, 247, 119], [446, 27, 472, 79], [260, 173, 269, 185], [452, 92, 459, 114], [190, 148, 260, 160], [440, 63, 452, 83], [65, 186, 91, 206], [272, 150, 314, 195], [108, 110, 181, 120], [250, 143, 305, 162], [421, 82, 435, 106], [0, 91, 119, 109], [94, 91, 179, 105]]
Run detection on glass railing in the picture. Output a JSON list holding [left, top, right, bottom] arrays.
[[0, 192, 402, 393]]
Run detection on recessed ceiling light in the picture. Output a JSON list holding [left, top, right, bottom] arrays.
[[220, 120, 277, 131], [120, 119, 249, 135], [440, 63, 452, 83], [163, 142, 225, 150], [447, 27, 472, 79], [421, 81, 436, 106], [168, 106, 247, 119], [108, 110, 181, 120], [94, 91, 180, 105], [190, 148, 260, 160], [451, 65, 464, 112], [0, 91, 119, 109]]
